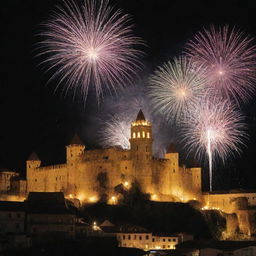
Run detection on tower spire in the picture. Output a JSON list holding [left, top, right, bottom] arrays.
[[136, 109, 146, 121]]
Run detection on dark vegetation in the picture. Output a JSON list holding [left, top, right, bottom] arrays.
[[80, 183, 226, 239]]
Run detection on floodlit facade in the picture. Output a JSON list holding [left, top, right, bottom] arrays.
[[1, 110, 256, 238], [117, 232, 179, 250], [25, 110, 202, 202]]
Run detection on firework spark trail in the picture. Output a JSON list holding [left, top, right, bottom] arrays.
[[96, 83, 173, 157], [148, 57, 206, 124], [180, 98, 247, 191], [186, 25, 256, 104], [37, 0, 143, 102], [98, 114, 132, 150], [207, 129, 213, 192]]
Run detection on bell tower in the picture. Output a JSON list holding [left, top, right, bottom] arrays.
[[129, 110, 153, 193]]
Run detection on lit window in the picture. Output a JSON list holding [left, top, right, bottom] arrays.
[[133, 132, 136, 138], [147, 132, 150, 138], [137, 132, 140, 138], [142, 131, 145, 138]]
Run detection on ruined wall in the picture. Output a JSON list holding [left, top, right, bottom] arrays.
[[0, 171, 19, 193], [203, 193, 256, 213]]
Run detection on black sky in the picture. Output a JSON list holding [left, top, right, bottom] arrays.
[[1, 0, 256, 190]]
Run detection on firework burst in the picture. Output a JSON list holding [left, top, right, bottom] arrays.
[[96, 82, 173, 156], [98, 114, 132, 150], [148, 57, 206, 123], [180, 98, 247, 191], [37, 0, 143, 101], [186, 25, 256, 104]]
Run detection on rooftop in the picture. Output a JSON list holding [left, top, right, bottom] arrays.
[[0, 201, 25, 212], [166, 144, 177, 154], [136, 110, 146, 121], [28, 152, 40, 161], [26, 192, 73, 215], [70, 134, 83, 145]]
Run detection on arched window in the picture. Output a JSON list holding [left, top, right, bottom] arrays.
[[133, 132, 136, 138], [142, 131, 145, 138], [137, 132, 140, 138], [147, 132, 150, 138]]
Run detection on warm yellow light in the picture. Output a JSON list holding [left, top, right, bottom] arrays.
[[68, 194, 74, 199], [77, 193, 86, 201], [142, 131, 145, 138], [201, 205, 209, 210], [92, 221, 100, 231], [123, 181, 130, 188], [131, 120, 150, 127], [151, 194, 158, 201], [109, 196, 117, 205], [89, 196, 98, 203]]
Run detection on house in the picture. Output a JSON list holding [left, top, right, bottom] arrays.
[[0, 201, 30, 249], [116, 224, 192, 251], [26, 192, 76, 243]]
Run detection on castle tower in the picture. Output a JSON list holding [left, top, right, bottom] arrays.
[[129, 110, 153, 193], [26, 152, 41, 193], [165, 144, 181, 197], [190, 160, 202, 198], [66, 134, 85, 163], [66, 134, 85, 195], [26, 152, 41, 170]]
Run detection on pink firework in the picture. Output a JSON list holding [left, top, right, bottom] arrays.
[[37, 0, 143, 101], [186, 26, 256, 103], [181, 98, 246, 191]]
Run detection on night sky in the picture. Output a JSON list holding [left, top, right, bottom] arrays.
[[2, 0, 256, 190]]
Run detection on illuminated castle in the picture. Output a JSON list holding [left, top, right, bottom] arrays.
[[26, 110, 202, 202], [1, 110, 256, 237]]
